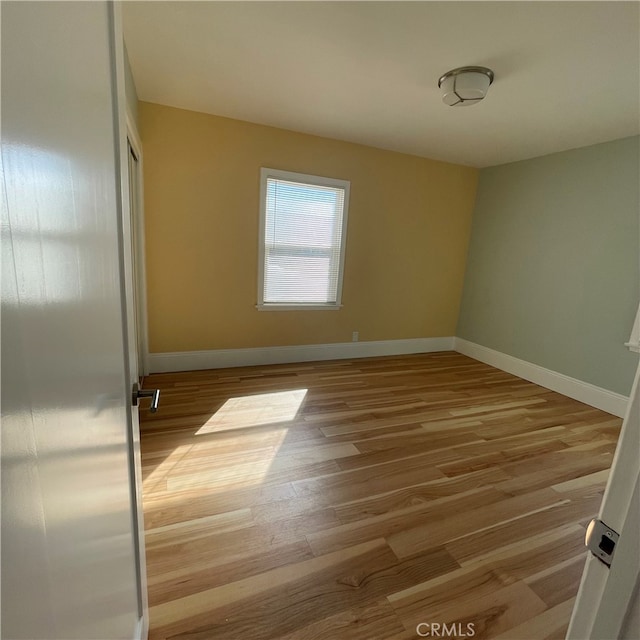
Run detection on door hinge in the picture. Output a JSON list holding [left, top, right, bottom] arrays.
[[585, 518, 619, 567]]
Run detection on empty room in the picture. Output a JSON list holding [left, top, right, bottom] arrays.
[[2, 2, 639, 640]]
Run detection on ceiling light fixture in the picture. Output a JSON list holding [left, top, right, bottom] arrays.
[[438, 66, 494, 107]]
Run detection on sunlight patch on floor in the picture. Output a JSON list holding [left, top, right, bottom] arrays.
[[195, 389, 308, 435], [143, 444, 193, 492], [142, 390, 308, 494]]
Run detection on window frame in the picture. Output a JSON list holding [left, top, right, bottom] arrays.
[[257, 167, 350, 311]]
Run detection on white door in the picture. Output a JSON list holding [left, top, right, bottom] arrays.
[[567, 360, 640, 639], [1, 2, 146, 638]]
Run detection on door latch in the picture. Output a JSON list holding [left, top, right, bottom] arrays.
[[132, 383, 160, 413], [585, 518, 619, 567]]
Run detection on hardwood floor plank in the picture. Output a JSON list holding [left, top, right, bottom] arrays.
[[143, 481, 297, 530], [526, 555, 587, 608], [147, 540, 314, 605], [491, 598, 576, 640], [387, 563, 513, 625], [396, 582, 548, 639], [387, 488, 565, 559], [146, 509, 341, 579], [274, 599, 406, 640], [551, 468, 609, 493], [353, 429, 483, 454], [292, 452, 446, 505], [445, 493, 603, 565], [495, 452, 613, 495], [462, 524, 586, 581], [145, 508, 253, 547], [335, 444, 461, 473], [166, 458, 342, 492], [448, 398, 548, 416], [333, 467, 511, 525], [320, 415, 481, 438], [307, 487, 506, 557]]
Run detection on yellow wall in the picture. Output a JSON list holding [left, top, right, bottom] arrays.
[[139, 101, 478, 352]]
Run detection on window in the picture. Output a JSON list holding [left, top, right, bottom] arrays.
[[258, 168, 350, 310]]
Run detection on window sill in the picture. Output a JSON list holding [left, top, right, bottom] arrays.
[[256, 303, 343, 311]]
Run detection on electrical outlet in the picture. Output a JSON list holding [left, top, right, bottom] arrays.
[[352, 331, 359, 342]]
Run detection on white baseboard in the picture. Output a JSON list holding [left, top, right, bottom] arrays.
[[148, 336, 455, 374], [454, 337, 629, 418], [148, 335, 629, 417]]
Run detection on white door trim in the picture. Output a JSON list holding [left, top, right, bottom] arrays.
[[126, 109, 150, 377], [567, 361, 640, 639], [110, 3, 149, 637]]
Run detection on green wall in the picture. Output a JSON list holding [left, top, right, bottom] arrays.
[[457, 136, 639, 395]]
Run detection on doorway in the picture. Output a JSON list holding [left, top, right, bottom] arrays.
[[126, 122, 149, 380]]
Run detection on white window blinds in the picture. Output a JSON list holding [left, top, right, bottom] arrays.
[[259, 169, 349, 308]]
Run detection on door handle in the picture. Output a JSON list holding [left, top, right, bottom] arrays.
[[132, 383, 160, 413]]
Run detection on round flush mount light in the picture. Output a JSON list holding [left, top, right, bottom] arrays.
[[438, 66, 494, 107]]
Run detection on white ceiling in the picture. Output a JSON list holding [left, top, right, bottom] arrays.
[[123, 1, 640, 168]]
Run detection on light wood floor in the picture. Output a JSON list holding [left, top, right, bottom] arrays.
[[140, 352, 620, 640]]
